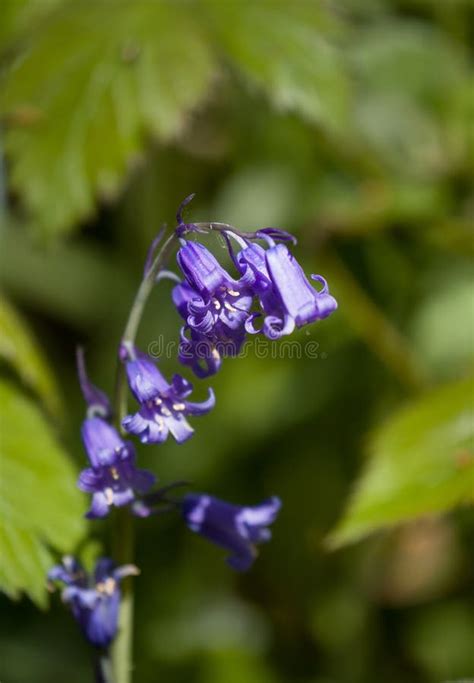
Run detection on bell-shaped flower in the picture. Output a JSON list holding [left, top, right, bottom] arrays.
[[237, 241, 337, 339], [78, 417, 155, 519], [122, 352, 215, 443], [182, 494, 281, 571], [172, 240, 253, 376], [48, 556, 138, 649]]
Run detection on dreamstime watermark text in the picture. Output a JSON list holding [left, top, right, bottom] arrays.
[[147, 335, 328, 361]]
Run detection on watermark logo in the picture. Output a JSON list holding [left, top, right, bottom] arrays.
[[147, 335, 328, 361]]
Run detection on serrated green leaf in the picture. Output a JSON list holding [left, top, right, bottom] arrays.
[[0, 380, 86, 606], [0, 1, 214, 238], [328, 377, 474, 548], [0, 293, 62, 417], [205, 0, 350, 132]]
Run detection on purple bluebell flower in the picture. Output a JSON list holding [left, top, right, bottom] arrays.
[[172, 240, 253, 376], [78, 417, 155, 518], [122, 351, 215, 443], [236, 241, 337, 339], [48, 556, 138, 649], [182, 494, 281, 571]]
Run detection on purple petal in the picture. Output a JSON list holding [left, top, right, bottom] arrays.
[[86, 492, 110, 519], [126, 355, 170, 403], [48, 559, 82, 586], [244, 312, 263, 335], [184, 388, 215, 416], [262, 314, 295, 340], [81, 418, 125, 468], [122, 411, 150, 438], [143, 419, 170, 444], [177, 241, 240, 296], [171, 374, 193, 398], [236, 497, 282, 537], [129, 468, 156, 493], [85, 589, 120, 648], [131, 500, 154, 518], [266, 244, 337, 327], [77, 467, 101, 493], [172, 281, 199, 319], [310, 275, 338, 318], [226, 549, 256, 572], [63, 586, 99, 609], [165, 413, 194, 443], [113, 489, 135, 507], [236, 243, 272, 294], [94, 558, 116, 583]]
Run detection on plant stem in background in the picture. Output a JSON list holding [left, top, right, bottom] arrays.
[[110, 231, 178, 683]]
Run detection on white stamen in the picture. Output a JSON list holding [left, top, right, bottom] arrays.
[[96, 577, 116, 595], [154, 415, 165, 430], [173, 402, 186, 411], [105, 487, 114, 505]]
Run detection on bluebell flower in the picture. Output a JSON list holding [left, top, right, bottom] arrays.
[[182, 494, 281, 571], [172, 240, 253, 376], [48, 556, 138, 649], [78, 417, 155, 518], [237, 240, 337, 339], [122, 351, 215, 443]]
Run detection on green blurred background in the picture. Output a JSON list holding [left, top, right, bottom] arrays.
[[0, 1, 473, 682]]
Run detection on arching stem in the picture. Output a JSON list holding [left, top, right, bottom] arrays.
[[110, 231, 179, 683]]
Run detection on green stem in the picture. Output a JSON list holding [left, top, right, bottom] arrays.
[[110, 231, 178, 683], [111, 510, 134, 683], [94, 650, 115, 683]]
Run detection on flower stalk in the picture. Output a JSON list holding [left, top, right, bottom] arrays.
[[110, 231, 179, 683]]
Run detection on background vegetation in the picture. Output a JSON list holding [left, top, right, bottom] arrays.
[[0, 1, 473, 681]]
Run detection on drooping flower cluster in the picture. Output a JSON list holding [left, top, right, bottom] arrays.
[[49, 196, 337, 656], [48, 556, 138, 648], [172, 209, 337, 376]]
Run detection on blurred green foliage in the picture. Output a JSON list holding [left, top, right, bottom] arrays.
[[0, 0, 473, 682]]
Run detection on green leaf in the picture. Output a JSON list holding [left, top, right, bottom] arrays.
[[0, 293, 62, 417], [351, 22, 469, 177], [0, 380, 86, 605], [0, 2, 214, 238], [328, 377, 474, 548], [205, 0, 350, 132]]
